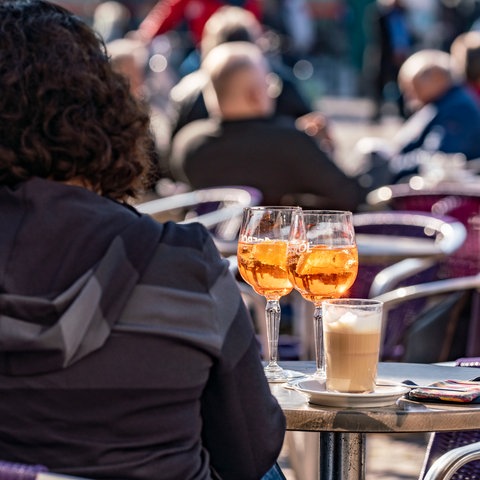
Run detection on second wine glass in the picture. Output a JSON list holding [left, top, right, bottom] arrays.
[[287, 210, 359, 378]]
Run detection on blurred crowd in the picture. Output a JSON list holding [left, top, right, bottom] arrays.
[[51, 0, 480, 210]]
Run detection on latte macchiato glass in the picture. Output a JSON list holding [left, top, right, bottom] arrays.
[[322, 299, 383, 393]]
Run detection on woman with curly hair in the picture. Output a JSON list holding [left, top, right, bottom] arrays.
[[0, 2, 286, 479]]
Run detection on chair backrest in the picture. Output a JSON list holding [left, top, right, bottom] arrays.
[[0, 461, 89, 480], [350, 211, 468, 361], [374, 274, 480, 363], [350, 210, 467, 299], [0, 461, 47, 480], [36, 473, 89, 479], [135, 186, 262, 256], [367, 182, 480, 277]]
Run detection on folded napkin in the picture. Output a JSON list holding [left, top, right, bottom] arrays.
[[407, 380, 480, 404]]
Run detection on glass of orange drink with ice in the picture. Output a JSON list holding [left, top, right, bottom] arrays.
[[287, 210, 358, 378]]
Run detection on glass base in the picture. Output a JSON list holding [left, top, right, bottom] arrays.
[[311, 368, 326, 380], [264, 365, 306, 383]]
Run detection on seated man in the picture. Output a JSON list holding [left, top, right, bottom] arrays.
[[167, 6, 332, 153], [169, 41, 367, 210], [356, 49, 480, 186]]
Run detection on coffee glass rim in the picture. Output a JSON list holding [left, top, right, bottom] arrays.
[[322, 298, 383, 307], [245, 206, 302, 211]]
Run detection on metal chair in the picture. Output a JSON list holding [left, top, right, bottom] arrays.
[[135, 185, 262, 256], [351, 211, 468, 361], [422, 437, 480, 480], [374, 274, 480, 363], [294, 211, 467, 361], [366, 181, 480, 277], [351, 210, 467, 299], [0, 460, 88, 480], [0, 461, 47, 480], [419, 352, 480, 480]]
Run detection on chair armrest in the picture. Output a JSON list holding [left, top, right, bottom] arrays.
[[37, 474, 90, 480], [35, 472, 89, 480], [373, 274, 480, 310], [179, 204, 244, 229], [368, 257, 438, 297], [423, 441, 480, 480]]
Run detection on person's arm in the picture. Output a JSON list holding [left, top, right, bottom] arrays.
[[288, 129, 368, 211], [137, 0, 189, 42], [167, 71, 209, 139], [390, 96, 480, 181], [295, 111, 335, 155], [198, 233, 286, 480], [427, 108, 480, 158]]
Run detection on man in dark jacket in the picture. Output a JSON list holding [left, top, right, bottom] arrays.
[[170, 41, 367, 211], [389, 49, 480, 181], [355, 49, 480, 186]]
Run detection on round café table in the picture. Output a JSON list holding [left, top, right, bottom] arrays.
[[270, 361, 480, 480]]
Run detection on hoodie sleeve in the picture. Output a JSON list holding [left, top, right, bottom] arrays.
[[197, 230, 286, 480]]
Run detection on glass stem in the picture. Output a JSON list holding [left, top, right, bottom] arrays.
[[265, 299, 282, 372], [313, 304, 326, 378]]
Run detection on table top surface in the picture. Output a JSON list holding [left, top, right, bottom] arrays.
[[271, 361, 480, 434]]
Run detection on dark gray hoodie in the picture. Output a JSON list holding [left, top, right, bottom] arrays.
[[0, 177, 285, 480]]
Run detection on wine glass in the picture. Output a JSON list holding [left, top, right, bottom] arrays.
[[287, 210, 358, 378], [237, 206, 303, 382]]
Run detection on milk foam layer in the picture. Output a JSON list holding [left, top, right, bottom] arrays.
[[323, 308, 381, 333]]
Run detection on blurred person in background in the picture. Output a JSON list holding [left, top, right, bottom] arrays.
[[92, 1, 132, 43], [0, 2, 287, 479], [355, 48, 480, 186], [107, 37, 150, 98], [170, 41, 367, 210], [435, 0, 480, 51], [450, 30, 480, 102], [253, 0, 315, 67], [107, 37, 175, 185], [166, 4, 334, 175], [363, 0, 413, 123], [130, 0, 262, 76], [167, 6, 320, 136], [389, 48, 480, 180], [135, 0, 262, 46]]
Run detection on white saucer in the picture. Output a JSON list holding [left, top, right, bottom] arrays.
[[288, 378, 409, 408]]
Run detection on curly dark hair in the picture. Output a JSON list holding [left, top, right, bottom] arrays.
[[0, 0, 155, 200]]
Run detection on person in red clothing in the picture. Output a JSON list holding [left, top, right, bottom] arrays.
[[135, 0, 262, 46]]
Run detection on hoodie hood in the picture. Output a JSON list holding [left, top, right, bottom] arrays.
[[0, 178, 163, 375]]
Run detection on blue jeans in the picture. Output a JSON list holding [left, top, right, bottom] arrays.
[[261, 462, 287, 480]]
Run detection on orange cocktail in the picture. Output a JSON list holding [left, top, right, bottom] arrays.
[[238, 240, 293, 300], [287, 244, 358, 303]]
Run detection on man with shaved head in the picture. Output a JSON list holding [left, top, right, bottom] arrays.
[[170, 41, 367, 210], [356, 48, 480, 185]]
